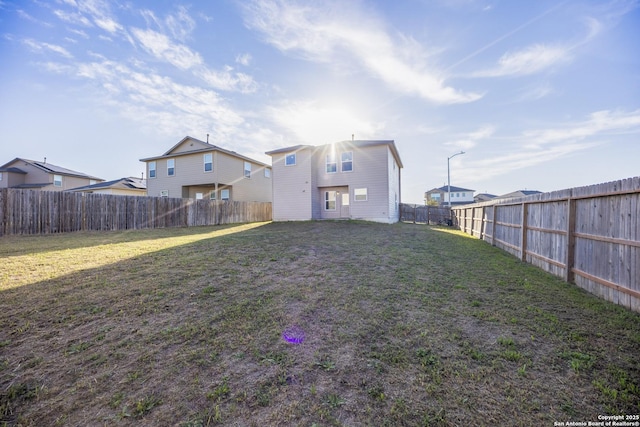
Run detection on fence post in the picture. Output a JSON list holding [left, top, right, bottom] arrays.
[[520, 202, 528, 261], [565, 198, 576, 282]]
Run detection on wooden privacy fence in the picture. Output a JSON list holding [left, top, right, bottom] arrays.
[[400, 204, 451, 225], [0, 189, 272, 236], [452, 177, 640, 312]]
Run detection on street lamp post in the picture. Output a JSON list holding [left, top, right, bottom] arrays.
[[447, 151, 465, 209]]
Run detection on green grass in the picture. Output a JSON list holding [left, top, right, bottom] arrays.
[[1, 221, 639, 426]]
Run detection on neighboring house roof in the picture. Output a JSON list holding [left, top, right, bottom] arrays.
[[434, 185, 475, 193], [474, 193, 497, 203], [497, 190, 542, 199], [69, 177, 147, 192], [0, 167, 27, 174], [0, 158, 103, 181], [266, 140, 404, 168], [140, 136, 271, 168]]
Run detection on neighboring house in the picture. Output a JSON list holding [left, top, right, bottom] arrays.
[[474, 193, 497, 203], [69, 177, 147, 196], [496, 189, 542, 200], [0, 158, 103, 191], [140, 136, 272, 201], [265, 139, 403, 223], [424, 185, 475, 206]]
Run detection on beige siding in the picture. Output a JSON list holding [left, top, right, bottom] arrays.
[[145, 150, 271, 202], [3, 160, 98, 191], [387, 147, 401, 223], [0, 172, 24, 188], [270, 141, 402, 222], [270, 148, 313, 221]]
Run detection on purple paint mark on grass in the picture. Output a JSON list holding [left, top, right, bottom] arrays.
[[282, 326, 305, 344]]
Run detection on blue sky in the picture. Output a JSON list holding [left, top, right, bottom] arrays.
[[1, 0, 639, 203]]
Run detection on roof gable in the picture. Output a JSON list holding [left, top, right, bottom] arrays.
[[163, 136, 211, 155], [140, 136, 271, 168]]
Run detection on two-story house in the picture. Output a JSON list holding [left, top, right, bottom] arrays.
[[266, 140, 403, 223], [0, 158, 103, 191], [424, 185, 475, 206], [140, 136, 272, 202]]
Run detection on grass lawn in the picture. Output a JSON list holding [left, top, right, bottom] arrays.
[[1, 221, 639, 426]]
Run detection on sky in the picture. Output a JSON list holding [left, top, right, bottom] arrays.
[[1, 0, 639, 204]]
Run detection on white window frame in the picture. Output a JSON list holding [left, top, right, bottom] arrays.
[[149, 161, 156, 178], [195, 192, 203, 200], [354, 188, 367, 201], [220, 189, 230, 201], [160, 190, 169, 198], [264, 168, 271, 178], [204, 154, 212, 172], [53, 174, 62, 187], [285, 153, 296, 166], [326, 153, 337, 173], [341, 151, 353, 172], [244, 161, 251, 178], [167, 159, 175, 176], [325, 191, 336, 210]]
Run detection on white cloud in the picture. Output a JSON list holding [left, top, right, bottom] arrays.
[[46, 58, 245, 140], [23, 39, 73, 58], [460, 110, 640, 180], [472, 44, 570, 77], [131, 28, 203, 70], [197, 67, 257, 93], [523, 110, 640, 143], [242, 0, 481, 104], [94, 17, 122, 34], [165, 5, 196, 41], [54, 9, 92, 27], [446, 125, 495, 151], [235, 53, 252, 66]]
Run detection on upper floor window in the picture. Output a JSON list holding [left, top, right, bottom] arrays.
[[167, 159, 175, 176], [326, 153, 337, 173], [204, 153, 212, 172], [53, 174, 62, 187], [149, 161, 156, 178], [285, 153, 296, 166], [341, 152, 353, 172], [264, 168, 271, 178], [244, 161, 251, 178]]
